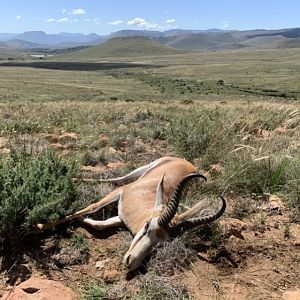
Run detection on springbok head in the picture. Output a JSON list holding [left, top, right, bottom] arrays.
[[123, 173, 226, 270]]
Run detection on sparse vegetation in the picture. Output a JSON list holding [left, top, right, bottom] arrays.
[[70, 233, 89, 254], [0, 47, 299, 299], [81, 281, 108, 300], [135, 273, 191, 300]]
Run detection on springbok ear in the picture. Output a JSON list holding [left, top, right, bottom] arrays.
[[154, 173, 165, 211]]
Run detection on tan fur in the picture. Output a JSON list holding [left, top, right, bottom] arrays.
[[37, 157, 196, 233]]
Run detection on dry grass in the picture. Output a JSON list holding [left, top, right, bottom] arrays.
[[0, 48, 300, 299]]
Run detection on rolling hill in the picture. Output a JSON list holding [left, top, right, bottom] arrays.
[[0, 28, 299, 55], [157, 32, 242, 50], [56, 37, 184, 60]]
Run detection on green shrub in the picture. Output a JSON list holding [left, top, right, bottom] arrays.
[[70, 233, 89, 253], [0, 150, 80, 242], [81, 281, 108, 300]]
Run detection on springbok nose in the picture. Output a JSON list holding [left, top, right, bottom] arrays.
[[125, 254, 131, 267]]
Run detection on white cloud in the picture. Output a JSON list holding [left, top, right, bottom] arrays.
[[16, 15, 22, 20], [166, 19, 176, 24], [109, 19, 123, 25], [222, 21, 229, 29], [57, 17, 69, 23], [71, 8, 86, 15], [62, 8, 67, 14], [84, 18, 101, 25], [127, 17, 158, 29], [46, 17, 78, 23]]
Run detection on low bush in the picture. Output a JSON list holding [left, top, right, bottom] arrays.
[[0, 150, 80, 243]]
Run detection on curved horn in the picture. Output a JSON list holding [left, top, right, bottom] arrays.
[[158, 173, 207, 228], [184, 196, 226, 226], [169, 196, 226, 236]]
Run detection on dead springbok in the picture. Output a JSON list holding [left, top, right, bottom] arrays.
[[37, 156, 226, 270]]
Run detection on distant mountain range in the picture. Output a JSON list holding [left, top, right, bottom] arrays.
[[0, 28, 299, 51]]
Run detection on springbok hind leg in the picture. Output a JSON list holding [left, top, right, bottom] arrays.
[[36, 189, 122, 231], [99, 159, 161, 185]]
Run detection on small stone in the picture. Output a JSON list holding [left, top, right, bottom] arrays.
[[96, 258, 110, 270], [118, 124, 128, 131], [107, 162, 125, 169], [108, 147, 118, 154], [59, 132, 78, 142], [99, 134, 109, 142], [219, 218, 248, 239], [134, 138, 144, 146], [42, 134, 60, 143], [0, 137, 9, 148], [274, 127, 287, 134], [81, 166, 106, 173], [0, 148, 11, 154], [49, 143, 65, 150]]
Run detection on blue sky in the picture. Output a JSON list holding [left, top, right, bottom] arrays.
[[1, 0, 299, 34]]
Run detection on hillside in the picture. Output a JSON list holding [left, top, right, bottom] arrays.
[[155, 28, 300, 50], [0, 28, 299, 52], [158, 32, 243, 50], [56, 37, 183, 60]]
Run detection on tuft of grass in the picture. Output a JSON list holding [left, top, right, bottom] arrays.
[[148, 238, 196, 276], [136, 273, 191, 300]]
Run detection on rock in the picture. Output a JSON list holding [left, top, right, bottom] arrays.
[[255, 128, 270, 139], [49, 143, 65, 150], [107, 162, 125, 169], [108, 147, 118, 154], [0, 136, 9, 148], [42, 134, 60, 143], [52, 247, 87, 266], [262, 193, 285, 211], [102, 269, 122, 283], [81, 166, 106, 173], [98, 133, 109, 142], [59, 132, 78, 142], [0, 148, 11, 154], [274, 127, 287, 134], [291, 224, 300, 248], [209, 164, 224, 176], [3, 277, 79, 300], [95, 258, 110, 270], [219, 218, 248, 239], [118, 124, 128, 131], [134, 138, 144, 146], [43, 132, 77, 143]]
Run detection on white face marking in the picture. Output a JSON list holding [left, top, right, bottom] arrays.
[[123, 217, 167, 271]]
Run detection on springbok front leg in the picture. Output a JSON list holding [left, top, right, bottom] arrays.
[[82, 216, 123, 230], [36, 189, 122, 231]]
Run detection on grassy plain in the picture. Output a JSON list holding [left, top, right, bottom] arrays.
[[0, 48, 300, 299]]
